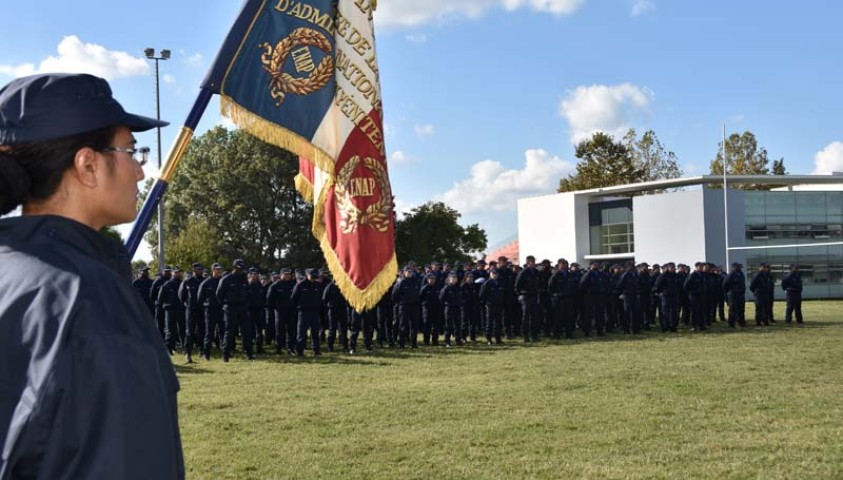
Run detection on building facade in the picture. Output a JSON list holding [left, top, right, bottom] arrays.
[[517, 175, 843, 299]]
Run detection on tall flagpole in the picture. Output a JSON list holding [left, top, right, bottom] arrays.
[[723, 124, 730, 268]]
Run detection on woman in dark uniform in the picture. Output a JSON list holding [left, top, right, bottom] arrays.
[[0, 73, 184, 479]]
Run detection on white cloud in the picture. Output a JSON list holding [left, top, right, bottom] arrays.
[[437, 149, 575, 214], [163, 74, 176, 84], [389, 150, 413, 165], [813, 142, 843, 174], [0, 36, 149, 81], [218, 116, 238, 131], [415, 124, 436, 138], [406, 34, 429, 44], [393, 198, 417, 220], [383, 122, 396, 136], [186, 53, 203, 67], [559, 82, 652, 144], [631, 0, 655, 16], [375, 0, 583, 28]]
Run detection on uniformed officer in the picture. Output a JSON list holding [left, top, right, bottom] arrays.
[[781, 264, 804, 324], [133, 266, 155, 317], [217, 259, 251, 361], [684, 262, 707, 331], [723, 262, 747, 328], [637, 263, 652, 331], [461, 271, 481, 342], [291, 268, 323, 356], [323, 275, 349, 352], [420, 273, 443, 346], [653, 262, 681, 332], [198, 263, 224, 360], [150, 266, 172, 339], [264, 273, 276, 342], [0, 71, 184, 479], [514, 255, 540, 342], [393, 266, 422, 348], [548, 259, 577, 339], [246, 268, 267, 353], [478, 267, 506, 344], [179, 263, 205, 363], [376, 286, 396, 348], [537, 259, 553, 337], [439, 272, 465, 347], [677, 264, 691, 326], [578, 262, 602, 336], [267, 268, 297, 354], [749, 263, 774, 326], [159, 267, 186, 354], [616, 261, 642, 334]]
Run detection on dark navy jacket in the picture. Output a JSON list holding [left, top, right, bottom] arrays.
[[216, 271, 248, 307], [392, 276, 421, 306], [291, 279, 323, 311], [781, 272, 803, 297], [198, 276, 222, 309], [723, 270, 747, 296], [267, 279, 296, 311], [0, 215, 184, 479], [478, 278, 505, 308]]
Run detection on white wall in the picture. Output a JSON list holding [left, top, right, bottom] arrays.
[[633, 190, 707, 266], [702, 188, 746, 268], [518, 192, 579, 263]]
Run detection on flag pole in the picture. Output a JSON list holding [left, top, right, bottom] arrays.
[[126, 87, 214, 257], [723, 124, 730, 268]]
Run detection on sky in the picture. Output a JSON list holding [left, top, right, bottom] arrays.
[[3, 0, 843, 259]]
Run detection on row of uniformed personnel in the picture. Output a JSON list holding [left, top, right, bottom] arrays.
[[132, 255, 805, 362]]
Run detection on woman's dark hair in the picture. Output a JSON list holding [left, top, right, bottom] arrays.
[[0, 125, 117, 215]]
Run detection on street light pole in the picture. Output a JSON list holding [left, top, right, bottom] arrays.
[[145, 48, 170, 273]]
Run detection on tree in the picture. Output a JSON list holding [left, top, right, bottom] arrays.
[[624, 128, 683, 187], [710, 131, 787, 190], [558, 132, 641, 193], [142, 127, 323, 271], [395, 202, 487, 265], [100, 226, 123, 242]]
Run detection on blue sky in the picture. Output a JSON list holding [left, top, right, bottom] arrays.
[[3, 1, 842, 259]]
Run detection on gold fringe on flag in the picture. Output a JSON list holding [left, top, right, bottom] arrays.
[[294, 172, 314, 203], [222, 95, 397, 312], [221, 96, 336, 177]]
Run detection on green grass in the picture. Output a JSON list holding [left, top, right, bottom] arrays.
[[177, 301, 843, 479]]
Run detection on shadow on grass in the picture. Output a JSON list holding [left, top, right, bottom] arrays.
[[176, 319, 839, 369]]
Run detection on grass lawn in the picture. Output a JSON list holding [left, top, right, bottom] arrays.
[[176, 301, 843, 479]]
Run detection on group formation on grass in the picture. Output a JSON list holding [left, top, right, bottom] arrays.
[[133, 254, 806, 361]]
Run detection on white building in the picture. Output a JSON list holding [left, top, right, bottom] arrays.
[[517, 175, 843, 299]]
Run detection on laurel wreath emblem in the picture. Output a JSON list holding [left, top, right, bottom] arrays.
[[259, 27, 334, 107], [335, 156, 392, 234]]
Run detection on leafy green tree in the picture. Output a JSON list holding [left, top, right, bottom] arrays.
[[558, 132, 643, 193], [710, 131, 786, 190], [395, 202, 487, 265], [100, 226, 123, 242], [624, 128, 683, 185], [142, 127, 322, 271]]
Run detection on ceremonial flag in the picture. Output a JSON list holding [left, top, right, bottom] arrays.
[[201, 0, 396, 311]]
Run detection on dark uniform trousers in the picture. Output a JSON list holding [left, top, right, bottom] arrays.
[[265, 307, 276, 345], [462, 303, 480, 341], [327, 306, 349, 351], [203, 306, 223, 357], [754, 295, 772, 325], [349, 309, 374, 352], [660, 295, 678, 332], [398, 304, 420, 347], [184, 306, 204, 355], [689, 294, 707, 330], [274, 307, 297, 352], [484, 303, 504, 342], [786, 293, 803, 324], [727, 293, 746, 327], [444, 306, 463, 345], [224, 304, 252, 358], [551, 296, 575, 338], [621, 293, 642, 333], [582, 294, 604, 335], [248, 307, 265, 348], [422, 305, 442, 345], [155, 303, 166, 340], [297, 309, 321, 355], [164, 307, 186, 351], [640, 295, 653, 329], [377, 305, 394, 347], [519, 294, 540, 341]]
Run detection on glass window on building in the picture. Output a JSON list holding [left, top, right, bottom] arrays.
[[589, 200, 634, 255], [744, 191, 843, 299]]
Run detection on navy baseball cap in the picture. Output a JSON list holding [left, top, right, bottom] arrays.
[[248, 267, 259, 274], [211, 263, 222, 269], [192, 263, 204, 270], [0, 73, 168, 145], [280, 268, 292, 275], [233, 259, 246, 269]]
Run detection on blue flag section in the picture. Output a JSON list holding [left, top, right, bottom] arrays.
[[203, 0, 337, 153]]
